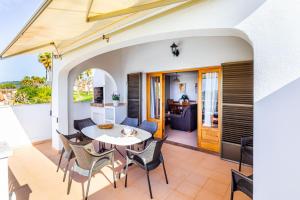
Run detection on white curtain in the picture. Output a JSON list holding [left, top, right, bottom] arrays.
[[150, 77, 160, 119], [203, 72, 218, 127], [150, 77, 156, 118]]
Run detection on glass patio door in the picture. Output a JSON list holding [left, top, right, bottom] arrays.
[[147, 73, 165, 139], [198, 68, 221, 152]]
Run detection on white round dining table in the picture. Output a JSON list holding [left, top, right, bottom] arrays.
[[81, 124, 152, 146]]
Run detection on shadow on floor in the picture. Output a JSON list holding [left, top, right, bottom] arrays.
[[33, 141, 126, 173], [33, 141, 128, 199], [8, 167, 32, 200]]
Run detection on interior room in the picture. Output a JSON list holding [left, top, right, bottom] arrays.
[[164, 71, 199, 147]]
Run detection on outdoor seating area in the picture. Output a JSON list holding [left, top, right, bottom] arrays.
[[8, 137, 252, 200]]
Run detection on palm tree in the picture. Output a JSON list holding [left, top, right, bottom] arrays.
[[38, 52, 52, 80], [84, 69, 93, 95]]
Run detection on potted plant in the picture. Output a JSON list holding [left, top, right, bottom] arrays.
[[112, 93, 120, 106], [180, 94, 189, 103]]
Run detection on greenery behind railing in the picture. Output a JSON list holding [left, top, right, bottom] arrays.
[[0, 76, 51, 105]]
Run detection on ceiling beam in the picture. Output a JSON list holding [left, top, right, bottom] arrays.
[[87, 0, 189, 22]]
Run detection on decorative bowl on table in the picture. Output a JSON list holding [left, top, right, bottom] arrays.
[[121, 127, 137, 137], [97, 123, 114, 129]]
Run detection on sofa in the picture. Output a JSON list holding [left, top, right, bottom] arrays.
[[169, 104, 197, 132]]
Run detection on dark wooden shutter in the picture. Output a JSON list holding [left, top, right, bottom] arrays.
[[127, 73, 142, 124], [221, 61, 253, 162]]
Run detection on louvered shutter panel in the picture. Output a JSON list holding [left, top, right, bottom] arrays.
[[127, 73, 142, 124], [221, 61, 253, 162]]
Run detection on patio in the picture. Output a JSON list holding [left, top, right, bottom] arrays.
[[1, 0, 298, 199], [9, 141, 252, 200]]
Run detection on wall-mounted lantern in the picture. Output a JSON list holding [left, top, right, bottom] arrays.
[[170, 42, 180, 57]]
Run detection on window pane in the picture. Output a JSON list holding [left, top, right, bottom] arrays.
[[202, 72, 218, 128], [150, 76, 161, 119]]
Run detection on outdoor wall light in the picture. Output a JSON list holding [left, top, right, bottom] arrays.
[[170, 42, 180, 57], [102, 34, 110, 43]]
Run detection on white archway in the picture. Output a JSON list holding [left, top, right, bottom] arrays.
[[67, 66, 118, 132], [52, 28, 253, 150]]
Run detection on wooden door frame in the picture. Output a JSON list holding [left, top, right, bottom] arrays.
[[146, 73, 165, 139], [146, 66, 222, 148], [198, 67, 222, 152]]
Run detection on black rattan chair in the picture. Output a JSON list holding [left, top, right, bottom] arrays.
[[231, 169, 253, 200], [67, 143, 116, 200], [74, 118, 107, 151], [239, 136, 253, 171], [124, 137, 168, 199], [121, 117, 139, 127], [74, 118, 96, 133]]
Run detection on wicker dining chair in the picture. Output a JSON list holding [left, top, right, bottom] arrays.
[[67, 142, 116, 200], [56, 130, 90, 182], [121, 117, 139, 127], [74, 118, 107, 151], [124, 137, 168, 199]]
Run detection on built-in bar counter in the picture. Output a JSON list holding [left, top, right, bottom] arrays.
[[90, 103, 126, 124]]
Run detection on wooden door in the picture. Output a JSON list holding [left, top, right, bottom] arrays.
[[146, 73, 165, 139], [198, 67, 222, 152]]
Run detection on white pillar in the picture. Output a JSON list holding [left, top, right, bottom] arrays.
[[51, 59, 69, 150], [0, 142, 12, 200], [51, 59, 60, 150]]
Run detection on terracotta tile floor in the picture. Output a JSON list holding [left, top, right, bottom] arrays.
[[8, 141, 252, 200], [165, 125, 198, 147]]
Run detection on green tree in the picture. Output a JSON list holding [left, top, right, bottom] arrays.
[[14, 76, 51, 104], [0, 83, 16, 89], [21, 76, 45, 87]]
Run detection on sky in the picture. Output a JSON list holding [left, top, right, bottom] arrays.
[[0, 0, 45, 82]]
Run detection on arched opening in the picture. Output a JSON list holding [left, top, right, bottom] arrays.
[[54, 29, 254, 159], [72, 68, 117, 103], [68, 66, 118, 132]]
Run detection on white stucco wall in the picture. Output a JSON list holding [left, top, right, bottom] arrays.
[[93, 69, 105, 87], [0, 104, 51, 147], [64, 36, 252, 129], [93, 70, 116, 103], [51, 0, 264, 149], [68, 102, 91, 134], [237, 0, 300, 199], [121, 36, 253, 120], [120, 36, 253, 73]]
